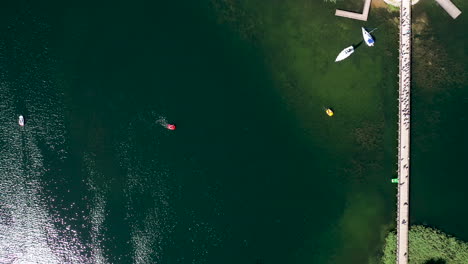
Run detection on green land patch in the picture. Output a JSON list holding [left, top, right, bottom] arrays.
[[381, 225, 468, 264]]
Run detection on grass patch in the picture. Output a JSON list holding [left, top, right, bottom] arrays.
[[387, 4, 400, 12]]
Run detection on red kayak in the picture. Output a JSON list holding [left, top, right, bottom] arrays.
[[166, 124, 176, 131]]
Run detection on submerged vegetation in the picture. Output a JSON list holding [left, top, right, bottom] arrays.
[[381, 225, 468, 264], [387, 5, 399, 12]]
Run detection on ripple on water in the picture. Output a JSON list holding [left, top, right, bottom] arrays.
[[83, 153, 109, 264], [0, 82, 84, 263], [117, 118, 177, 263], [0, 19, 90, 261]]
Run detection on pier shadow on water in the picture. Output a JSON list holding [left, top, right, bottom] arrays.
[[424, 258, 446, 264]]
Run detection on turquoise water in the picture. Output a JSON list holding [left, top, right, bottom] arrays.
[[0, 0, 466, 263]]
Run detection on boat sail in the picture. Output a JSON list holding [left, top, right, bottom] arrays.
[[362, 27, 375, 46], [335, 46, 354, 62]]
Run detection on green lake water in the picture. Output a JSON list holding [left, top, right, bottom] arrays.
[[0, 0, 466, 263]]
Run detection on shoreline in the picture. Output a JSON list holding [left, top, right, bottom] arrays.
[[383, 0, 421, 7], [372, 0, 389, 9]]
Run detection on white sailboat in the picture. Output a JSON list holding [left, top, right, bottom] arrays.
[[362, 27, 375, 46], [335, 46, 354, 62]]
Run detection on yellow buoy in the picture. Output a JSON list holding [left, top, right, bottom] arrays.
[[325, 108, 334, 117]]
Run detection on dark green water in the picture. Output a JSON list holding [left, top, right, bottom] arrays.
[[0, 0, 466, 263], [411, 0, 468, 243]]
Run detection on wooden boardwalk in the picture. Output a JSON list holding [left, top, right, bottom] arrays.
[[435, 0, 462, 19], [335, 0, 371, 21], [396, 0, 411, 263]]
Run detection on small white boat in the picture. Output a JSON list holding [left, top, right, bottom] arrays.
[[18, 115, 24, 127], [362, 27, 375, 46], [335, 46, 354, 62]]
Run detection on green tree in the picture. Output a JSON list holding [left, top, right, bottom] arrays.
[[381, 225, 468, 264]]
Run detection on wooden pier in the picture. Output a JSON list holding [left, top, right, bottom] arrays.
[[335, 0, 372, 21], [396, 0, 411, 263], [435, 0, 462, 19]]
